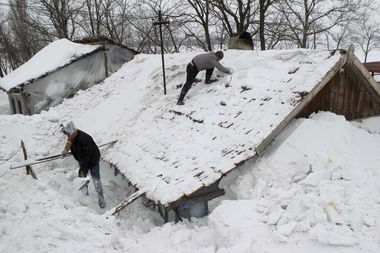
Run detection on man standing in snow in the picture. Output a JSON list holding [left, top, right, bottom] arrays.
[[61, 121, 106, 209], [177, 51, 231, 105]]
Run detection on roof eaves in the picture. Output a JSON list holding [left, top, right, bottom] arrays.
[[74, 37, 140, 54]]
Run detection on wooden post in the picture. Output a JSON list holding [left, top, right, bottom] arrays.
[[153, 10, 170, 95], [111, 190, 145, 215], [103, 42, 109, 77], [20, 140, 37, 180]]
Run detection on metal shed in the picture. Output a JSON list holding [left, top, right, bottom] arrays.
[[0, 38, 138, 115]]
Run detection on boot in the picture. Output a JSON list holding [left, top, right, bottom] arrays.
[[177, 93, 185, 105], [205, 78, 217, 84], [92, 177, 106, 209]]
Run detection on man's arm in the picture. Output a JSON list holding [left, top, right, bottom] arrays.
[[211, 58, 230, 74], [62, 134, 75, 157]]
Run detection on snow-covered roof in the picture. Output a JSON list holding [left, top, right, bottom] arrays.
[[5, 48, 346, 207], [0, 39, 101, 91], [88, 49, 344, 207]]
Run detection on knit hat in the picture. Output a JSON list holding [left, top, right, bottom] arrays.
[[62, 121, 77, 135], [215, 51, 224, 59]]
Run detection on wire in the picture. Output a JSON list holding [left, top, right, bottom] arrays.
[[0, 144, 21, 165]]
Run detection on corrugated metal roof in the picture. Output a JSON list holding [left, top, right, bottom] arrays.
[[0, 39, 101, 91]]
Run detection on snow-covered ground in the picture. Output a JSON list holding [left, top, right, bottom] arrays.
[[1, 112, 379, 252], [0, 48, 380, 252]]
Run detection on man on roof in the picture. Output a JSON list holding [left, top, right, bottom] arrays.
[[177, 50, 232, 105], [61, 121, 106, 209]]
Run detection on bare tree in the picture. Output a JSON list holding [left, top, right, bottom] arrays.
[[351, 17, 380, 63], [76, 0, 104, 37], [327, 22, 351, 50], [210, 0, 258, 36], [0, 17, 11, 77], [184, 0, 213, 51], [277, 0, 363, 48], [261, 11, 288, 49], [31, 0, 79, 39], [258, 0, 278, 50], [5, 0, 45, 68]]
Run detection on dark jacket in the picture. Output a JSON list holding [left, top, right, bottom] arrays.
[[70, 130, 100, 169]]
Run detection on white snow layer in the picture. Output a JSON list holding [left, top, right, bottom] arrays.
[[26, 49, 342, 206], [0, 39, 101, 91], [0, 49, 379, 252], [1, 112, 379, 252]]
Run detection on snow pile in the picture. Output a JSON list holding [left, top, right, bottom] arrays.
[[0, 39, 101, 91], [1, 111, 379, 253], [227, 112, 380, 251]]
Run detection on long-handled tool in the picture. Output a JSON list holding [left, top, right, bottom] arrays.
[[78, 180, 91, 195], [10, 140, 117, 170]]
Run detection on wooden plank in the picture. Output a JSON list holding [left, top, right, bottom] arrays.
[[256, 52, 348, 155], [345, 68, 354, 119], [349, 71, 360, 119], [325, 76, 333, 112], [337, 69, 346, 115], [330, 74, 340, 114], [20, 140, 37, 180], [356, 83, 365, 119], [111, 190, 145, 215]]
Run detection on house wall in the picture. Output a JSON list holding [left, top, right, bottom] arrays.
[[7, 91, 29, 114], [297, 66, 380, 120], [106, 45, 136, 74]]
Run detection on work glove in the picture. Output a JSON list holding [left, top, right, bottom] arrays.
[[61, 150, 69, 158], [225, 67, 233, 75]]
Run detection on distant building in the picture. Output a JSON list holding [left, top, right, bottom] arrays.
[[0, 38, 138, 115], [363, 61, 380, 82]]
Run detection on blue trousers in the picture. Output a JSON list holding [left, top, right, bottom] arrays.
[[78, 162, 100, 180]]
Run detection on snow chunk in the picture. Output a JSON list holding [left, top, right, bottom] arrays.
[[310, 224, 357, 247], [209, 200, 265, 251]]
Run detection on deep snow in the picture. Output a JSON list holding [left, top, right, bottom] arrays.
[[0, 48, 379, 252], [1, 112, 379, 252]]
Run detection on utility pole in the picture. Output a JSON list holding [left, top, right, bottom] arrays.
[[153, 10, 170, 95]]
